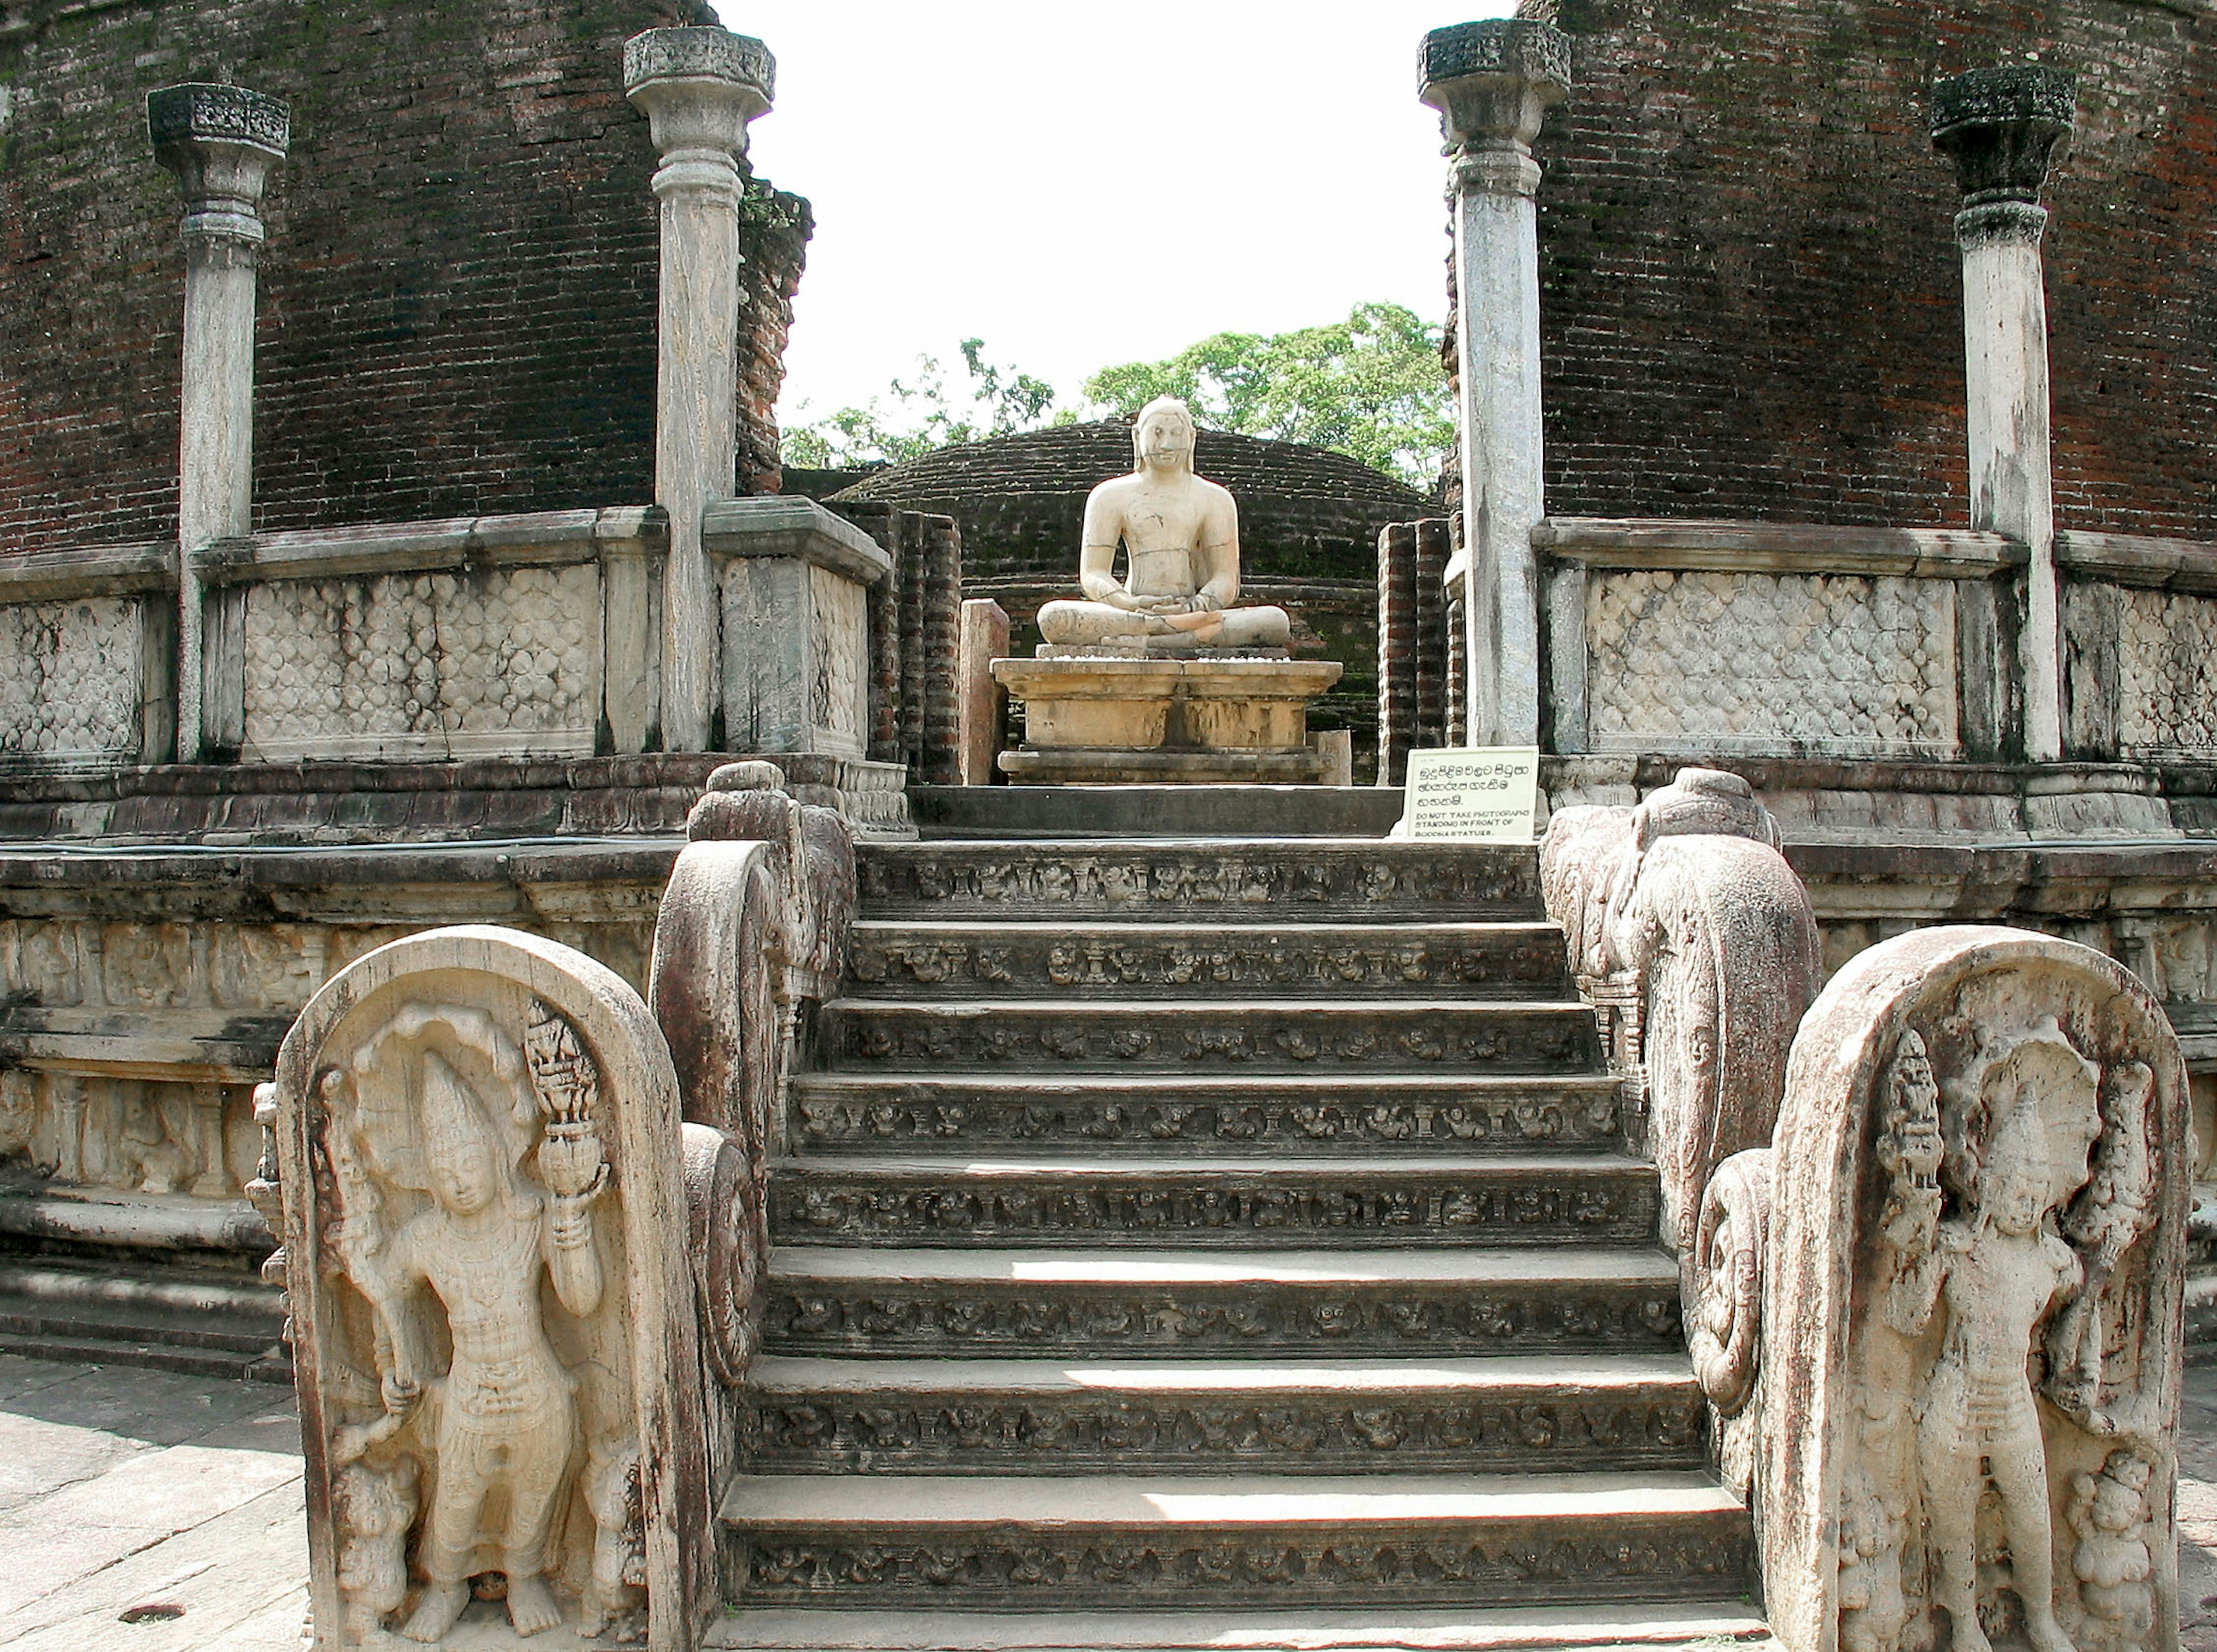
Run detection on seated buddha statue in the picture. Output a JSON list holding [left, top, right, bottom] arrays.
[[1036, 397, 1292, 652]]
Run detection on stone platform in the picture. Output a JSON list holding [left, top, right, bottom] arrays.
[[992, 656, 1343, 785]]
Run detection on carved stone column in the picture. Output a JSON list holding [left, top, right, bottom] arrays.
[[1932, 67, 2075, 763], [1419, 20, 1569, 748], [625, 27, 775, 752], [148, 84, 289, 763]]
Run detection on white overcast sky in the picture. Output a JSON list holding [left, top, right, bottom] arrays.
[[711, 1, 1516, 424]]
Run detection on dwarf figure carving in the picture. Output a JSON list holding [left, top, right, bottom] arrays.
[[2068, 1448, 2156, 1652]]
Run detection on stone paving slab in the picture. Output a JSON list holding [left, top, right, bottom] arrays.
[[0, 1352, 2215, 1649], [0, 1355, 304, 1650]]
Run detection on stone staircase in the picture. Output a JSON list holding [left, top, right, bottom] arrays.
[[712, 836, 1766, 1650]]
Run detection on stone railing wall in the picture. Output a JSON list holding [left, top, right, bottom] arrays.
[[0, 545, 178, 774], [2061, 531, 2217, 763], [0, 498, 897, 774], [1539, 518, 2025, 763]]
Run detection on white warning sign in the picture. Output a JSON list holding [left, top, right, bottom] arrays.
[[1399, 747, 1542, 842]]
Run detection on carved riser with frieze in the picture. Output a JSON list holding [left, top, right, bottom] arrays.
[[767, 1157, 1658, 1248], [856, 842, 1544, 922], [817, 1001, 1603, 1076], [738, 1366, 1709, 1475], [760, 1266, 1684, 1359], [845, 920, 1573, 1000], [721, 1508, 1752, 1611], [789, 1074, 1628, 1154], [790, 1073, 1629, 1155]]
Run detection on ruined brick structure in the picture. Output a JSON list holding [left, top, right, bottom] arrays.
[[0, 0, 808, 556], [1528, 0, 2215, 536]]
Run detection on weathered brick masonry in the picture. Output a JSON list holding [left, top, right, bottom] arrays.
[[1529, 0, 2214, 537], [0, 0, 808, 557]]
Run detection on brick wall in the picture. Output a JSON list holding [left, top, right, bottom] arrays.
[[1529, 0, 2215, 538], [0, 0, 807, 556]]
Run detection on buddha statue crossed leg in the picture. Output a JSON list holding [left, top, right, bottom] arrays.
[[1037, 396, 1292, 652]]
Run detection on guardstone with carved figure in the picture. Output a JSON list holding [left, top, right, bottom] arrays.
[[267, 926, 708, 1650]]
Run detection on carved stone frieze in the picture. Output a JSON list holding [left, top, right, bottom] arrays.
[[762, 1280, 1683, 1357], [1585, 569, 1958, 758], [740, 1389, 1705, 1472], [770, 1168, 1651, 1245], [242, 564, 602, 760], [2115, 586, 2217, 756], [792, 1082, 1624, 1151], [733, 1523, 1749, 1608], [1751, 926, 2186, 1652], [271, 926, 707, 1650], [845, 926, 1564, 995], [0, 596, 143, 765], [827, 1006, 1595, 1072], [856, 845, 1540, 918]]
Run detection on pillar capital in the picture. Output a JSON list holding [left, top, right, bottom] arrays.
[[1419, 18, 1570, 169], [625, 26, 772, 200], [147, 83, 289, 250], [1931, 66, 2075, 208]]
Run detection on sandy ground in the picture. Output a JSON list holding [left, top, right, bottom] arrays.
[[1, 1351, 2214, 1650]]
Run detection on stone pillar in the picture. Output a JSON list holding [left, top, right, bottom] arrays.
[[1419, 20, 1569, 748], [148, 84, 289, 764], [1932, 68, 2075, 764], [625, 28, 775, 752]]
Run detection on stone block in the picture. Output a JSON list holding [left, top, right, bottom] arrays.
[[992, 657, 1342, 786], [956, 598, 1008, 785], [270, 926, 710, 1650]]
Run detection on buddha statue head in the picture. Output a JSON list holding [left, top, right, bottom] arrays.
[[1130, 396, 1197, 476]]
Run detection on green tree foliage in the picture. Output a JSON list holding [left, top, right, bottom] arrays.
[[781, 339, 1061, 469], [780, 304, 1453, 490], [1081, 303, 1451, 490]]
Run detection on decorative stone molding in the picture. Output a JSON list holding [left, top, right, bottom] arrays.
[[1418, 18, 1569, 747], [148, 82, 289, 765], [1737, 924, 2185, 1652], [269, 926, 709, 1649], [1540, 769, 1822, 1277], [625, 27, 775, 754]]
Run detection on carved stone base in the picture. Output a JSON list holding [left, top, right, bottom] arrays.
[[992, 657, 1343, 787]]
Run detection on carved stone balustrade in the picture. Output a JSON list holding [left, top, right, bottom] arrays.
[[1540, 768, 1822, 1286]]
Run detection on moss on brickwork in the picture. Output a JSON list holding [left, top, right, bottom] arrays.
[[1532, 0, 2216, 538], [0, 0, 809, 554]]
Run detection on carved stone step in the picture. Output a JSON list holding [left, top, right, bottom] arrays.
[[857, 841, 1544, 922], [845, 920, 1573, 1000], [739, 1353, 1708, 1475], [762, 1247, 1682, 1358], [705, 1601, 1775, 1652], [816, 999, 1604, 1076], [789, 1073, 1627, 1155], [718, 1470, 1752, 1610], [0, 1256, 290, 1381], [767, 1155, 1659, 1248]]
